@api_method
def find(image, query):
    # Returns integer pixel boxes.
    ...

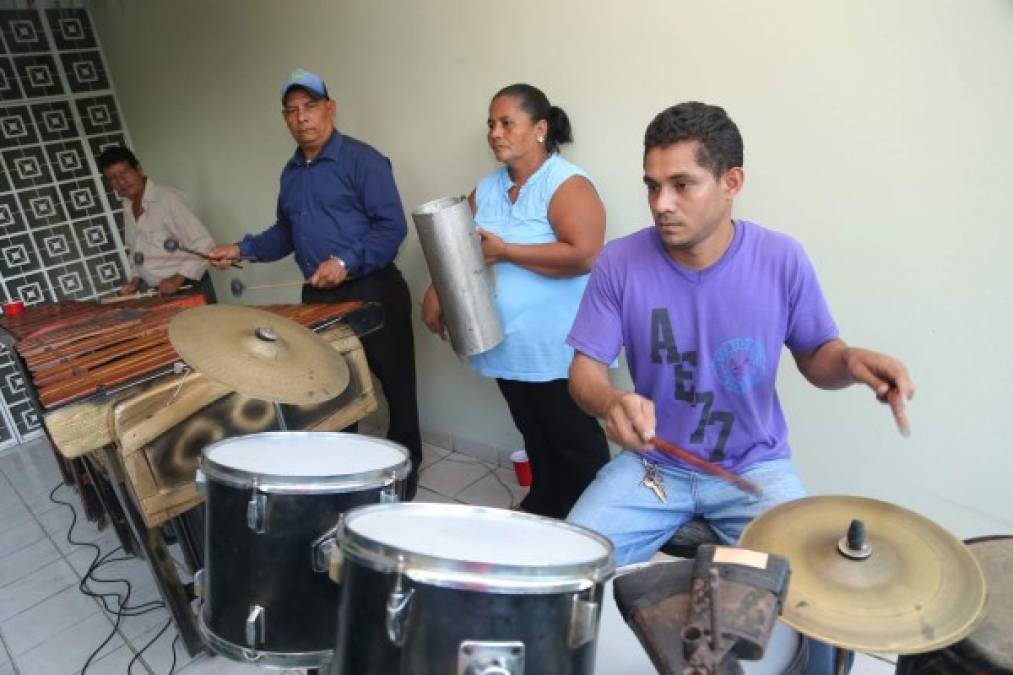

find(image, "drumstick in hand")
[651,435,763,497]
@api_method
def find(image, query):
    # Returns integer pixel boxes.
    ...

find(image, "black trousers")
[303,264,422,499]
[496,378,611,519]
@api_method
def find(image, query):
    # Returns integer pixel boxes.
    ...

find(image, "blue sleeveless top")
[469,153,593,382]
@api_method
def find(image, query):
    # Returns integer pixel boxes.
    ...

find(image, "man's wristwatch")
[329,254,347,270]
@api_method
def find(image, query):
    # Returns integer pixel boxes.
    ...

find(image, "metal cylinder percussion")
[412,196,503,356]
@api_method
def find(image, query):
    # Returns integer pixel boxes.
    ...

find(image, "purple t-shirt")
[567,221,839,471]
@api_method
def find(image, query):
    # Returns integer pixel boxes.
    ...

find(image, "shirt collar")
[124,177,155,208]
[288,128,344,167]
[499,152,556,192]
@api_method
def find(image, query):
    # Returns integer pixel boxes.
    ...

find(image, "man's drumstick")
[651,435,763,496]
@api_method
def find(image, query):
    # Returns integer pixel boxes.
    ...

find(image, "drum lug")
[567,592,600,649]
[194,568,205,600]
[245,604,265,647]
[385,569,415,647]
[246,490,267,533]
[311,525,340,574]
[457,640,525,675]
[195,469,207,498]
[380,478,399,503]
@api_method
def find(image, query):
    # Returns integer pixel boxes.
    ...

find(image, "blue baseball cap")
[280,69,329,102]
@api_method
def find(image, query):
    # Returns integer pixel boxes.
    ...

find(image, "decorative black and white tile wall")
[0,7,130,443]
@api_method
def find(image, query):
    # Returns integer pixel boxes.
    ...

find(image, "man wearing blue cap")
[209,69,422,498]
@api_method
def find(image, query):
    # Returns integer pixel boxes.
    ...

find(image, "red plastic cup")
[510,450,532,487]
[4,301,24,316]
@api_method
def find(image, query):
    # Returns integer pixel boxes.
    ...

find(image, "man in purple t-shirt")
[566,102,914,568]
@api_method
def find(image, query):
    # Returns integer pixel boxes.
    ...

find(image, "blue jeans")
[568,452,843,675]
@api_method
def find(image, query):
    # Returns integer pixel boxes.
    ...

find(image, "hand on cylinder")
[477,227,509,264]
[307,257,348,289]
[207,244,241,269]
[420,284,447,340]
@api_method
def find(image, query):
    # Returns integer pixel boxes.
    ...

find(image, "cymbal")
[739,495,987,655]
[168,305,350,405]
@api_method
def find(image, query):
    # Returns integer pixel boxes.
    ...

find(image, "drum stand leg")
[100,446,207,657]
[82,455,140,557]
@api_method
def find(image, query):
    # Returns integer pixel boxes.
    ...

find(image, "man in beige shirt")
[98,146,216,299]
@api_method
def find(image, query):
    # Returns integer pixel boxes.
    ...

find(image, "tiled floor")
[0,437,895,675]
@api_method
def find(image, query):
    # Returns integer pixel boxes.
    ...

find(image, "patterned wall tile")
[3,145,53,188]
[9,398,40,434]
[60,51,109,93]
[0,231,39,277]
[13,54,63,98]
[0,11,48,54]
[0,193,22,236]
[72,215,117,256]
[0,59,24,102]
[3,269,51,305]
[18,185,66,228]
[31,100,76,143]
[46,9,98,52]
[44,140,90,182]
[75,95,120,135]
[46,260,92,301]
[31,223,81,266]
[0,105,37,147]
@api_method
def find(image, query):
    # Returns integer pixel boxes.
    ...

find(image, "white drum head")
[348,503,609,567]
[203,432,409,488]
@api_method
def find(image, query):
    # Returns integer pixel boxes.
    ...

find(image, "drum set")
[164,305,1009,675]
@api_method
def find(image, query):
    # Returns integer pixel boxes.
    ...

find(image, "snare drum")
[195,432,410,669]
[331,503,614,675]
[896,536,1012,674]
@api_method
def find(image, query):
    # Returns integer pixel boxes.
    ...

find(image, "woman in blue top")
[421,83,611,518]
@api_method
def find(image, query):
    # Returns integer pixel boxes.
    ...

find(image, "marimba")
[0,297,381,655]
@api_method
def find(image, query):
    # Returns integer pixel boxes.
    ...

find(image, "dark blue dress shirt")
[238,129,407,278]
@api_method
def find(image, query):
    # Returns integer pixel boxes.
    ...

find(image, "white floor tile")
[0,584,103,655]
[417,454,490,498]
[0,556,78,622]
[178,652,274,674]
[492,467,529,504]
[455,471,517,509]
[419,442,451,470]
[0,518,45,559]
[132,619,194,675]
[12,611,124,675]
[413,487,457,504]
[0,537,61,589]
[0,500,32,536]
[112,581,170,642]
[89,643,150,675]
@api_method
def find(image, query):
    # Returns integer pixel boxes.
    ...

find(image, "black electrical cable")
[49,482,181,674]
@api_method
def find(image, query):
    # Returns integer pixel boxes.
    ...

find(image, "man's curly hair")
[644,102,743,179]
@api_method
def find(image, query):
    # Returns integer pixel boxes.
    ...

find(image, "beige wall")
[90,0,1013,535]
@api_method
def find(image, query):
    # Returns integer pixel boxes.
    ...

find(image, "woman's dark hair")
[644,102,743,178]
[97,146,140,171]
[493,83,573,154]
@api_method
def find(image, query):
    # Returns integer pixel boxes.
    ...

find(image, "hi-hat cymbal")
[739,495,987,655]
[168,305,350,405]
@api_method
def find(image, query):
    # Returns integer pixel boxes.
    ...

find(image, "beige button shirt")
[122,179,214,286]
